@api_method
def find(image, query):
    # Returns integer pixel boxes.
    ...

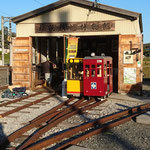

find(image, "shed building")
[12,0,143,93]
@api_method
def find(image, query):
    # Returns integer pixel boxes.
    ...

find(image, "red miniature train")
[67,56,113,98]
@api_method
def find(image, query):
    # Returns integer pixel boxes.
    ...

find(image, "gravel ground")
[0,90,150,150]
[78,121,150,150]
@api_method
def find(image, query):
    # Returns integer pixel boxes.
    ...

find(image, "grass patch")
[0,52,10,65]
[143,57,150,61]
[143,57,150,78]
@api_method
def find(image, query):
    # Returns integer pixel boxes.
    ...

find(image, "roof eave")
[12,0,141,24]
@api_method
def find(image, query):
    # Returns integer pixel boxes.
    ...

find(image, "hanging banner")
[67,37,78,59]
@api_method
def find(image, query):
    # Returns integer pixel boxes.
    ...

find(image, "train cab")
[67,58,83,96]
[83,56,113,97]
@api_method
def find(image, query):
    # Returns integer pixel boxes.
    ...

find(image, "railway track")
[26,102,150,150]
[0,96,107,149]
[0,86,8,91]
[0,91,55,118]
[1,95,149,150]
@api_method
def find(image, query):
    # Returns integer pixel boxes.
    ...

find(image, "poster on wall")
[123,51,133,64]
[67,37,78,59]
[124,68,136,84]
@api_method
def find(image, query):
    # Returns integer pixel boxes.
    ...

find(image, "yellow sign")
[67,37,78,59]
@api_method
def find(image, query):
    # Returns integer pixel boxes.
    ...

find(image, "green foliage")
[0,51,10,65]
[0,27,16,49]
[143,57,150,78]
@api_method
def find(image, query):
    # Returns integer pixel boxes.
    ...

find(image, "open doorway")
[32,36,64,90]
[77,35,119,92]
[31,35,119,92]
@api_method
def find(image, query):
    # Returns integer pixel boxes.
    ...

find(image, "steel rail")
[0,91,45,107]
[54,108,150,150]
[29,97,75,123]
[0,97,79,146]
[0,97,87,148]
[0,94,55,118]
[0,85,8,91]
[17,99,107,150]
[26,103,150,150]
[46,98,94,124]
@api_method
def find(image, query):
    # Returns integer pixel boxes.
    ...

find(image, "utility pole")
[94,0,99,7]
[1,16,5,66]
[9,18,12,66]
[1,16,13,66]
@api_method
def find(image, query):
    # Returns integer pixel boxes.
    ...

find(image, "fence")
[0,66,10,87]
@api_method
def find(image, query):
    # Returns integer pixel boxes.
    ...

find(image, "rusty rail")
[29,97,75,123]
[0,93,55,118]
[17,99,106,150]
[0,97,77,148]
[26,103,150,150]
[0,91,45,107]
[0,86,8,91]
[0,97,107,150]
[0,97,76,146]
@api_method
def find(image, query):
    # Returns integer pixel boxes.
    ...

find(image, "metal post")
[9,19,12,66]
[1,16,5,66]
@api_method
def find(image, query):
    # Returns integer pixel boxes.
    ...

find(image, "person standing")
[42,59,54,87]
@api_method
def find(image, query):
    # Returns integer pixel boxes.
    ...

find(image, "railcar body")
[83,56,113,97]
[67,58,83,96]
[67,56,113,97]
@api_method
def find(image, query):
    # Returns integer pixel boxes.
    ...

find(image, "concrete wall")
[16,4,141,37]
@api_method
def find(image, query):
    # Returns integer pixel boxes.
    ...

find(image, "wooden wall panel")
[12,81,30,88]
[118,34,143,93]
[13,37,30,47]
[12,37,32,89]
[13,54,29,61]
[13,61,30,67]
[13,75,30,80]
[13,68,30,74]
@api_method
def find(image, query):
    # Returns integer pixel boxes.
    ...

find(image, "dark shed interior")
[32,35,119,92]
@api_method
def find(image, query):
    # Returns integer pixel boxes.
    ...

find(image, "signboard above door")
[35,21,115,33]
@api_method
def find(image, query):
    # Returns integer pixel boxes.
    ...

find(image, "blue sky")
[0,0,149,43]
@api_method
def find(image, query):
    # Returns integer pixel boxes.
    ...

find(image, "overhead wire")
[0,10,12,17]
[33,0,44,6]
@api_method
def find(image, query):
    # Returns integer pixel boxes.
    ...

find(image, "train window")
[91,65,95,68]
[85,69,89,77]
[91,69,95,77]
[85,65,89,69]
[97,65,102,77]
[110,68,112,75]
[110,64,112,75]
[107,61,109,67]
[85,65,89,77]
[107,68,110,75]
[67,62,83,80]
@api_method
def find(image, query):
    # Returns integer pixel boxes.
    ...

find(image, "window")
[104,63,107,77]
[91,65,95,77]
[97,64,102,77]
[91,69,95,77]
[85,65,90,77]
[67,62,83,80]
[91,65,95,68]
[85,69,89,77]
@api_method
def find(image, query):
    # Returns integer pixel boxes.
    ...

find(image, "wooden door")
[12,37,32,89]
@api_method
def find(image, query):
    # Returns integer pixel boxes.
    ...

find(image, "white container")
[62,79,67,98]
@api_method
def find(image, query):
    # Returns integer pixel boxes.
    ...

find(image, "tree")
[0,27,16,49]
